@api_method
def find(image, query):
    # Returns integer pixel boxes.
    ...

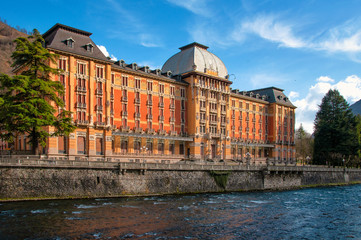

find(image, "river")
[1,184,361,239]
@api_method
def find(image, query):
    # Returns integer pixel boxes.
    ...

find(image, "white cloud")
[289,91,299,99]
[97,45,117,61]
[237,15,306,48]
[166,0,211,17]
[316,76,334,83]
[293,75,361,133]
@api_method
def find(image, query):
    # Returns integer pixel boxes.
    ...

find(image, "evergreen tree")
[313,89,359,166]
[295,124,313,164]
[0,30,75,155]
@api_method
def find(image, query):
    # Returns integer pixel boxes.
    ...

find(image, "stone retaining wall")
[0,161,360,200]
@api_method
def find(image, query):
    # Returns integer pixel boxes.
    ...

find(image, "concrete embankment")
[0,158,360,201]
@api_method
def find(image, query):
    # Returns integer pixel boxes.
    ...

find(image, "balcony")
[246,127,249,132]
[121,126,130,132]
[75,120,89,126]
[122,96,128,102]
[158,129,167,135]
[246,116,249,121]
[110,93,114,100]
[147,114,153,120]
[96,105,103,111]
[147,100,153,106]
[110,110,114,115]
[221,122,226,126]
[159,102,164,108]
[181,118,185,123]
[94,122,106,128]
[232,115,235,119]
[169,130,178,136]
[95,88,103,95]
[76,103,87,109]
[252,118,256,122]
[134,98,141,104]
[133,127,143,133]
[122,111,128,117]
[239,115,243,120]
[210,108,217,113]
[76,86,87,92]
[200,119,206,124]
[210,119,217,125]
[169,104,175,109]
[134,112,141,118]
[158,115,164,121]
[169,117,175,122]
[200,106,206,112]
[146,128,155,134]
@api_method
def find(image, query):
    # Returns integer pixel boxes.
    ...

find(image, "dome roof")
[162,42,228,79]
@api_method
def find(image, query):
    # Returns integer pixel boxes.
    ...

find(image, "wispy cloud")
[166,0,211,17]
[291,75,361,133]
[238,15,306,48]
[103,0,162,48]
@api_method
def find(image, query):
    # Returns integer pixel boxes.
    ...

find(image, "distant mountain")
[0,19,28,75]
[350,99,361,116]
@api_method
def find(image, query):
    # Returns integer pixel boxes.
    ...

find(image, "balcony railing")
[122,96,128,102]
[94,122,106,128]
[76,103,87,109]
[169,130,178,136]
[121,126,130,132]
[147,100,153,106]
[169,104,175,109]
[76,86,87,92]
[95,89,103,95]
[96,105,103,111]
[158,130,167,135]
[110,93,114,100]
[133,127,143,133]
[146,128,155,134]
[75,120,89,126]
[134,98,141,104]
[122,111,128,117]
[169,117,175,122]
[110,110,114,115]
[134,112,141,118]
[147,114,153,119]
[159,102,164,108]
[159,116,164,121]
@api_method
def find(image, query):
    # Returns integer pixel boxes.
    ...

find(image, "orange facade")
[10,24,296,164]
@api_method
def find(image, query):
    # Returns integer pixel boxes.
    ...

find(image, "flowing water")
[1,185,361,239]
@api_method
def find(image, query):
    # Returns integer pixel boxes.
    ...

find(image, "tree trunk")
[31,128,39,155]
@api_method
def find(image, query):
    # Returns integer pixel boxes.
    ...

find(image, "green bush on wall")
[210,171,231,189]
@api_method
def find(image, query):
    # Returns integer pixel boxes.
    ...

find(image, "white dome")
[162,42,228,79]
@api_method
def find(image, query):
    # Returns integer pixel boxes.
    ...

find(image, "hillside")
[350,99,361,116]
[0,20,28,75]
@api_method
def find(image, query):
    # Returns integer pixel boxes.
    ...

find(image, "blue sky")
[2,0,361,133]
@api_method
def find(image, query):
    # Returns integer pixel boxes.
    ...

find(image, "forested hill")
[0,19,28,75]
[350,99,361,116]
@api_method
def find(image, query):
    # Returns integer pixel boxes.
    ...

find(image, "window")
[122,76,128,86]
[96,66,104,78]
[66,38,74,48]
[135,79,141,89]
[96,138,103,155]
[85,43,93,52]
[159,84,165,94]
[179,143,184,155]
[58,58,66,71]
[180,88,185,98]
[147,81,153,91]
[77,136,86,154]
[170,86,175,96]
[77,62,86,75]
[58,136,67,154]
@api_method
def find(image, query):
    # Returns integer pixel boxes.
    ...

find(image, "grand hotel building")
[10,24,296,164]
